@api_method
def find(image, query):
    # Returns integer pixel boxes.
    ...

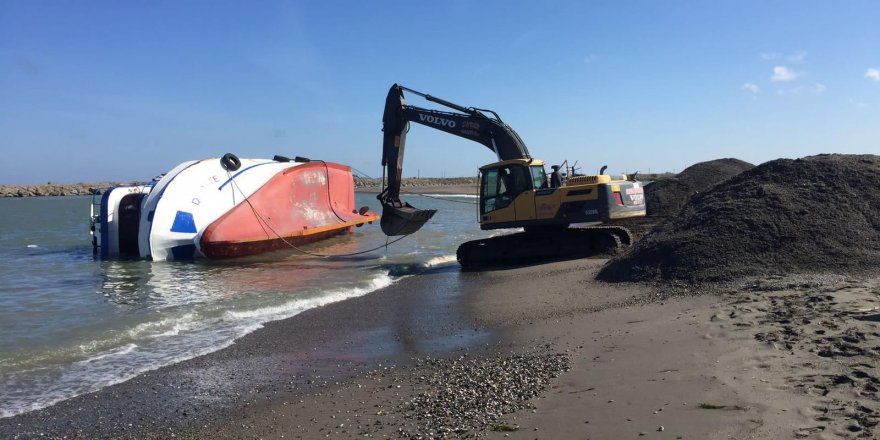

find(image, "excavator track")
[456,225,633,270]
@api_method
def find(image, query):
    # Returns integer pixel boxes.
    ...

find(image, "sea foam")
[0,271,398,419]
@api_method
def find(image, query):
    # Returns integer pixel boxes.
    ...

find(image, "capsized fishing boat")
[90,154,379,260]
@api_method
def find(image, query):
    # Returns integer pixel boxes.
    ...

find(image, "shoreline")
[0,180,480,198]
[3,257,877,438]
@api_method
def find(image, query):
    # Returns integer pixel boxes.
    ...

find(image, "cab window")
[481,166,531,214]
[481,169,503,214]
[530,166,548,189]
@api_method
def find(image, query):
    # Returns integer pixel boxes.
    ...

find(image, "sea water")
[0,192,495,418]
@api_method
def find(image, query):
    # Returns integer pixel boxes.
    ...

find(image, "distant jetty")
[0,182,144,198]
[353,176,478,191]
[0,177,480,198]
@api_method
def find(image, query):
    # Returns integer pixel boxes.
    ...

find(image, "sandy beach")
[4,166,880,439]
[3,249,876,438]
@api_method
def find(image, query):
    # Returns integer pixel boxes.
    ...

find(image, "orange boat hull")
[199,162,378,259]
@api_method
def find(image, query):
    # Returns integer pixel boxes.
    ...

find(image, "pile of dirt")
[645,158,754,216]
[613,158,754,239]
[598,154,880,284]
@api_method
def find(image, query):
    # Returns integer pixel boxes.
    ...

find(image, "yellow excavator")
[378,84,645,269]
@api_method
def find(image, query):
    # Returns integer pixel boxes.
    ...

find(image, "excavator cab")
[479,161,541,215]
[477,160,551,227]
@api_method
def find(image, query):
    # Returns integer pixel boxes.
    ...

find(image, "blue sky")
[2,0,878,184]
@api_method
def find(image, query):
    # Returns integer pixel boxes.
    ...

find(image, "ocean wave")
[0,336,245,419]
[77,343,138,364]
[0,272,398,420]
[126,313,199,338]
[224,273,393,321]
[423,255,457,267]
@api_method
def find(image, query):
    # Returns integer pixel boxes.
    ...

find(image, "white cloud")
[787,51,807,62]
[760,51,807,63]
[777,83,826,96]
[850,98,869,108]
[741,83,760,94]
[771,66,801,82]
[583,54,598,64]
[866,68,880,81]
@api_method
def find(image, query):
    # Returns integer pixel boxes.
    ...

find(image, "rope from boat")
[350,166,374,179]
[317,160,357,224]
[351,164,478,205]
[229,175,412,258]
[417,193,478,204]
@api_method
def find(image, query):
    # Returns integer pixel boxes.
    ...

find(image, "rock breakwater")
[0,182,144,198]
[1,178,480,197]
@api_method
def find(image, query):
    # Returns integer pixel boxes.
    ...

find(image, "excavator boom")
[379,84,532,236]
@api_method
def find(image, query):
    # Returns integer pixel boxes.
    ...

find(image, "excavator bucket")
[380,202,437,236]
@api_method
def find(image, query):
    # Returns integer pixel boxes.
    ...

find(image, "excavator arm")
[379,84,532,236]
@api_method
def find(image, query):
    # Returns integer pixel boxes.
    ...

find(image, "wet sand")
[3,181,879,438]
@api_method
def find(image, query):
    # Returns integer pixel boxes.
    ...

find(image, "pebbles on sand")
[396,349,570,438]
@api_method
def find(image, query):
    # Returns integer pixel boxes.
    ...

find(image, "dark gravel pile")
[397,349,570,438]
[598,154,880,284]
[646,158,754,216]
